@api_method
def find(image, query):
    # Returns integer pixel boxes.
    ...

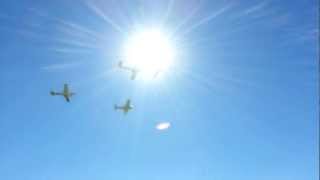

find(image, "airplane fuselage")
[114,104,132,114]
[50,84,74,102]
[118,61,139,80]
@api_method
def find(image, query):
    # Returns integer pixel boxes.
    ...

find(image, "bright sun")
[123,28,176,81]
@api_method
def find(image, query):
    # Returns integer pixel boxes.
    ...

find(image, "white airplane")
[50,84,75,102]
[114,99,133,114]
[118,61,139,80]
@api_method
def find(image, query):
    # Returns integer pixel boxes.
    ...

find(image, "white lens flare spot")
[156,122,171,131]
[124,28,175,81]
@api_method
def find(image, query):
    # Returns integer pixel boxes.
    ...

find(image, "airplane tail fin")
[50,91,56,96]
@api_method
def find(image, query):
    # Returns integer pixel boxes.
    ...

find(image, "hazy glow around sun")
[124,28,175,80]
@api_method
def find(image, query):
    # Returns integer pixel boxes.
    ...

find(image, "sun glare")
[123,28,176,81]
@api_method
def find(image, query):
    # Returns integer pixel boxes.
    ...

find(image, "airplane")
[118,61,161,80]
[114,99,133,114]
[118,61,139,80]
[50,84,75,102]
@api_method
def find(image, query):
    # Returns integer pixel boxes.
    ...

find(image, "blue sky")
[0,0,318,180]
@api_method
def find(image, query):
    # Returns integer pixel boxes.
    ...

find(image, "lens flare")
[124,28,175,81]
[156,122,171,130]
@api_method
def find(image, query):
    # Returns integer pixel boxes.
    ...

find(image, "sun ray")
[161,0,176,26]
[177,4,234,38]
[26,7,103,42]
[56,19,103,41]
[170,2,202,37]
[53,37,99,49]
[48,47,95,54]
[85,0,127,34]
[181,65,261,96]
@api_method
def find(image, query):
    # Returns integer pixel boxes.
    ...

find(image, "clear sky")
[0,0,318,180]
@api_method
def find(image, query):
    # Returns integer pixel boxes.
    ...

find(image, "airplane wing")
[119,62,137,72]
[64,84,69,94]
[119,62,131,71]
